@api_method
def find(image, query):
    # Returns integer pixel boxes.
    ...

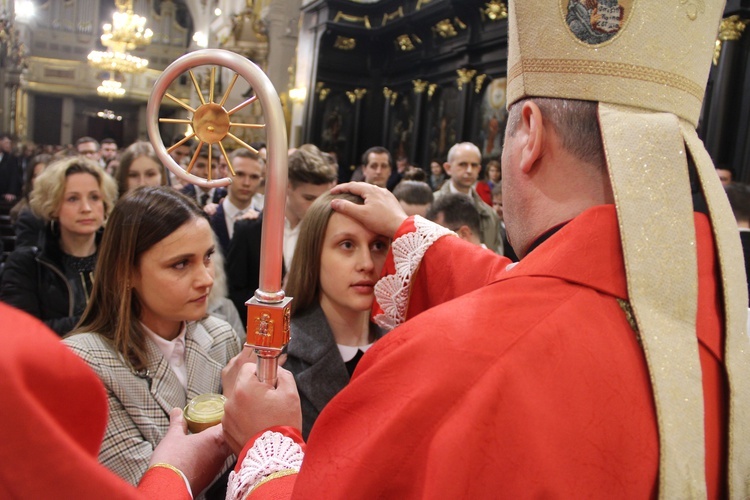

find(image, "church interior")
[0,0,748,178]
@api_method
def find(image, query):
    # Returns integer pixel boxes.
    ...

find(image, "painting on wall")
[389,91,415,161]
[319,92,354,166]
[427,85,460,162]
[475,77,508,161]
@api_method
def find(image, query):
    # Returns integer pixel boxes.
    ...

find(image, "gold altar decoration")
[482,1,508,22]
[334,36,357,51]
[456,68,477,91]
[713,15,747,65]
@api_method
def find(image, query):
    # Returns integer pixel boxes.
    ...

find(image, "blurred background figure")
[0,133,22,203]
[361,146,392,189]
[10,153,51,247]
[100,138,119,164]
[115,141,168,198]
[428,159,447,192]
[76,136,103,167]
[393,180,433,217]
[0,157,117,335]
[716,165,734,187]
[427,193,484,247]
[167,135,192,190]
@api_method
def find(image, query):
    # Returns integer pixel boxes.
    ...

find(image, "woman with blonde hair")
[115,140,167,198]
[62,186,239,488]
[0,157,117,335]
[284,191,390,439]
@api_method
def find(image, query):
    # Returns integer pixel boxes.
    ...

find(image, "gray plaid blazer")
[63,315,241,485]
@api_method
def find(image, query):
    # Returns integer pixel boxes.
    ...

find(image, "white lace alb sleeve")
[373,216,453,331]
[226,431,305,500]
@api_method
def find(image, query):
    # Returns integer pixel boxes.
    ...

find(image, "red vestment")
[0,302,190,499]
[243,206,725,499]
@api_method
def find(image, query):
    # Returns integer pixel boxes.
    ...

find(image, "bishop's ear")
[519,101,545,174]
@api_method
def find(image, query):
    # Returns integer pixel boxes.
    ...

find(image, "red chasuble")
[0,302,190,499]
[247,205,726,499]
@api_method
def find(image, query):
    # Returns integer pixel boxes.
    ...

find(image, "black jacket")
[227,215,265,327]
[179,184,227,207]
[226,214,288,327]
[0,225,100,336]
[285,304,386,439]
[209,202,231,256]
[14,206,44,248]
[0,153,22,199]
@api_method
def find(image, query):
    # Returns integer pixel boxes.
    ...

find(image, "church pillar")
[411,80,428,165]
[704,15,746,167]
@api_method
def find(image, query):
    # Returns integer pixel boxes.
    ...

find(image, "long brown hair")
[285,192,364,316]
[70,186,207,370]
[115,141,167,198]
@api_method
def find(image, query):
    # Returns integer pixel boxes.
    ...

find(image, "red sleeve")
[137,468,191,500]
[373,217,512,322]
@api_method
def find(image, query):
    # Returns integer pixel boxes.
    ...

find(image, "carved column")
[411,79,428,164]
[382,87,396,145]
[347,88,367,166]
[456,68,476,141]
[704,15,747,165]
[300,3,329,145]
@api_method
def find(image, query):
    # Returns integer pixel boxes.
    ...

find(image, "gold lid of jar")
[183,393,226,433]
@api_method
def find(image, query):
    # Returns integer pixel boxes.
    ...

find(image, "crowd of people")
[1,0,749,497]
[0,130,520,495]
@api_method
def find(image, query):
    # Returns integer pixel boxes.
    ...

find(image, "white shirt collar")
[283,217,301,273]
[337,342,374,362]
[142,322,188,390]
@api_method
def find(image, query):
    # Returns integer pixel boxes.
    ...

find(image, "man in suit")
[0,133,22,202]
[180,144,226,207]
[209,149,263,254]
[361,146,392,189]
[227,145,337,325]
[76,136,104,168]
[100,138,118,164]
[433,142,502,253]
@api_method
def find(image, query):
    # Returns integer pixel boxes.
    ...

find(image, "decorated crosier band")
[507,0,750,497]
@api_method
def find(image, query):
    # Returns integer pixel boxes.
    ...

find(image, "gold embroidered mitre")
[507,0,720,126]
[506,1,750,498]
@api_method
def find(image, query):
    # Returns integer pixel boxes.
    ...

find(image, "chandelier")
[88,0,153,98]
[101,0,153,52]
[97,78,126,99]
[88,49,148,74]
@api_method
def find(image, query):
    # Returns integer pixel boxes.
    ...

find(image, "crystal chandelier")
[88,49,148,74]
[88,0,153,98]
[97,77,126,99]
[101,0,153,52]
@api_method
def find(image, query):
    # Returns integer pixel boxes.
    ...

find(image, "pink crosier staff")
[146,49,291,386]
